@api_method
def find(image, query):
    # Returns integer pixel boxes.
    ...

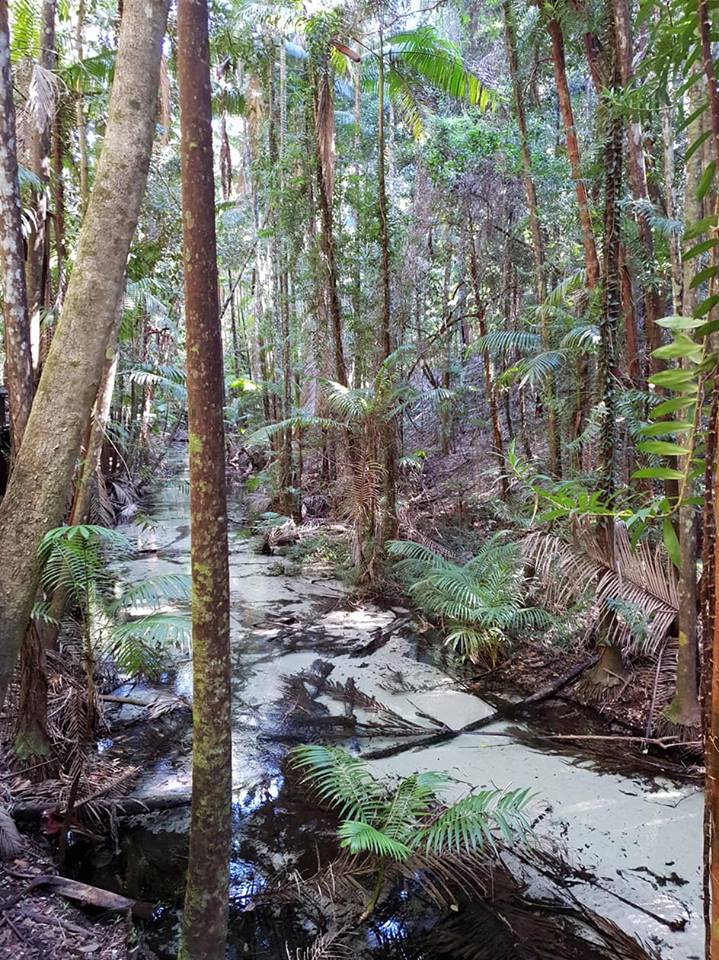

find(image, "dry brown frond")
[522,521,679,658]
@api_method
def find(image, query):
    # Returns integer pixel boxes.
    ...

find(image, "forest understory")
[1,0,718,956]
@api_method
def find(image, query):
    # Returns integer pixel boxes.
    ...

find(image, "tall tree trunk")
[544,13,600,289]
[697,0,719,950]
[614,0,663,374]
[0,0,34,457]
[597,17,622,505]
[75,0,90,214]
[468,227,508,499]
[664,82,701,732]
[0,0,169,707]
[313,65,347,387]
[176,0,231,956]
[377,22,397,543]
[26,0,56,376]
[504,0,560,477]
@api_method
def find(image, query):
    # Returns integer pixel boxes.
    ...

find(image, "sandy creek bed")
[92,448,702,959]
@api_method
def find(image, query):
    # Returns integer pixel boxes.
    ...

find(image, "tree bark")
[176,0,232,956]
[0,0,169,707]
[597,11,622,503]
[25,0,56,376]
[545,14,600,289]
[504,0,560,477]
[0,0,34,457]
[614,0,663,373]
[377,23,398,543]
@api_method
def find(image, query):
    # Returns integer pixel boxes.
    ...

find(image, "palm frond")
[418,788,531,856]
[290,745,384,822]
[471,329,540,356]
[337,820,410,861]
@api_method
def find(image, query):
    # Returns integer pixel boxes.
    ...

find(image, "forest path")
[105,444,702,959]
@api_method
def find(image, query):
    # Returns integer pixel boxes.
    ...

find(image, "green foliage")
[387,534,549,663]
[38,526,190,678]
[291,744,530,913]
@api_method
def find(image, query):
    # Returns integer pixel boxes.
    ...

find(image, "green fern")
[37,525,190,681]
[388,534,549,663]
[291,745,530,916]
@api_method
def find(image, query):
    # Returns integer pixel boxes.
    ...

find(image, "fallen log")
[11,790,192,823]
[361,653,602,762]
[0,875,153,918]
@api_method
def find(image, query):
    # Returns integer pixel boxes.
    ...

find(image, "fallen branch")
[0,875,152,918]
[11,790,191,822]
[517,654,600,706]
[362,654,601,762]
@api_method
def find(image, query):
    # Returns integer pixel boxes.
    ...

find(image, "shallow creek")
[95,448,702,959]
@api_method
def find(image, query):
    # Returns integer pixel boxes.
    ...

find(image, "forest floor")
[0,836,136,959]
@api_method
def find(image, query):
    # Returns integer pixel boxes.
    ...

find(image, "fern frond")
[290,745,384,822]
[337,820,410,861]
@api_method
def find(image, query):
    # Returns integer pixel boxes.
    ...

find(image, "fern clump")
[387,533,549,663]
[291,744,531,918]
[37,524,191,679]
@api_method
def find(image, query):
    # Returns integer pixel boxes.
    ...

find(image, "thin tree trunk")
[26,0,56,377]
[504,0,560,477]
[545,13,600,289]
[469,229,508,499]
[0,0,34,457]
[75,0,90,214]
[176,0,231,956]
[697,0,719,948]
[0,0,169,707]
[377,22,397,543]
[598,0,622,516]
[614,0,663,373]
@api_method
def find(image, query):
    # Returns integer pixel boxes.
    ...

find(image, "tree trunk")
[544,14,600,289]
[26,0,56,377]
[504,0,560,477]
[614,0,663,373]
[468,225,508,499]
[696,0,719,950]
[0,0,169,708]
[75,0,90,215]
[377,23,398,543]
[597,12,622,503]
[176,0,232,956]
[0,0,34,457]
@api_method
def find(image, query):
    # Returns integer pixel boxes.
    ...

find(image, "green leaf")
[639,420,694,436]
[690,265,717,289]
[697,160,716,201]
[637,440,692,457]
[662,517,681,568]
[656,315,706,330]
[651,338,702,362]
[684,214,718,241]
[647,368,698,389]
[337,820,411,861]
[632,467,685,481]
[651,396,696,416]
[683,237,719,260]
[693,294,719,318]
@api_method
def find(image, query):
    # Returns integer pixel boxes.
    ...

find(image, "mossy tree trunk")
[176,0,232,956]
[0,0,169,708]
